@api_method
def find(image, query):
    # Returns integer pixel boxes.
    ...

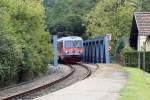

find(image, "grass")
[120,67,150,100]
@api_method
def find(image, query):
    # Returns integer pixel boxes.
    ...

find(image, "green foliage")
[0,35,19,81]
[49,15,86,37]
[84,0,136,50]
[124,52,150,72]
[0,0,52,84]
[84,0,150,51]
[128,0,150,11]
[115,36,134,54]
[44,0,96,37]
[116,37,126,54]
[142,0,150,11]
[124,52,138,67]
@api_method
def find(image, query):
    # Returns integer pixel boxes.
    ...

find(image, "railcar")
[57,36,83,63]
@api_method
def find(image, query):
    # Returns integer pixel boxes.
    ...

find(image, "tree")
[0,0,52,85]
[84,0,136,53]
[142,0,150,11]
[44,0,96,37]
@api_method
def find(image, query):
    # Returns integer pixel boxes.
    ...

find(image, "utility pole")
[138,35,141,69]
[143,38,147,71]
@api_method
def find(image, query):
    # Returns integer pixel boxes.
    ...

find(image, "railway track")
[77,63,91,79]
[1,63,92,100]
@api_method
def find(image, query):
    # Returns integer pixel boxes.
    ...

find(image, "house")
[130,12,150,51]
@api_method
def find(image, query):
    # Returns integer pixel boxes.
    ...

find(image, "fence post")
[143,40,147,71]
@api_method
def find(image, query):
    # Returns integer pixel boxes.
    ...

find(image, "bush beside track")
[0,0,52,87]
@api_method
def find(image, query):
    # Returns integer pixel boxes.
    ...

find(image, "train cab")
[57,36,83,63]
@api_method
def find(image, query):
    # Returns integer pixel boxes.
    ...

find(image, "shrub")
[0,0,52,85]
[0,35,19,82]
[124,52,150,73]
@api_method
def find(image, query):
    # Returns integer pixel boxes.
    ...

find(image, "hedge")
[124,52,150,72]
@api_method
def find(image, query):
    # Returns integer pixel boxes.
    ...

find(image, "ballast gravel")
[0,64,72,100]
[21,63,98,100]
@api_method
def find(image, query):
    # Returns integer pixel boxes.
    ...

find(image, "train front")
[63,38,83,63]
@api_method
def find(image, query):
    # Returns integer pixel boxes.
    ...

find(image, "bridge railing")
[83,36,110,64]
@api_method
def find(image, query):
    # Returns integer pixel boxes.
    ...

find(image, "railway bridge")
[52,35,110,67]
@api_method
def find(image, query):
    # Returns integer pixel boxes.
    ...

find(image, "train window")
[64,41,82,48]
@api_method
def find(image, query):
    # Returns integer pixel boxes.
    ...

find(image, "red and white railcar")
[57,36,83,63]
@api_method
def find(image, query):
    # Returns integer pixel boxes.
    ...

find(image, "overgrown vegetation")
[120,67,150,100]
[124,52,150,72]
[44,0,150,52]
[84,0,136,53]
[44,0,97,38]
[84,0,150,53]
[0,0,52,86]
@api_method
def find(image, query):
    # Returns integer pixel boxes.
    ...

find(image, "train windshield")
[64,41,82,48]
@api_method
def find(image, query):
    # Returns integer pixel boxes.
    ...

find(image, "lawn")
[120,67,150,100]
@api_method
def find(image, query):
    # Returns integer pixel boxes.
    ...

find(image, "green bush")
[124,52,150,72]
[0,0,52,85]
[0,35,19,82]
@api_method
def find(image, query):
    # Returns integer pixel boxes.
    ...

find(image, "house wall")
[138,36,150,51]
[146,37,150,51]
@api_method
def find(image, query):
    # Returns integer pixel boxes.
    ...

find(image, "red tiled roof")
[134,12,150,35]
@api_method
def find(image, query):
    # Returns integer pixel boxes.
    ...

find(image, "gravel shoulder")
[0,64,71,99]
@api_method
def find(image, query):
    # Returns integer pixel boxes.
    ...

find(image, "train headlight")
[79,50,83,54]
[65,51,69,54]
